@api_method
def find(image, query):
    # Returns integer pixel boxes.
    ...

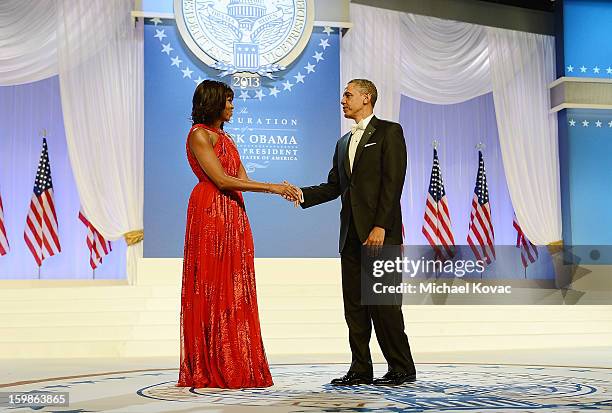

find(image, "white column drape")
[487,28,561,244]
[341,3,561,244]
[0,0,58,86]
[56,0,144,284]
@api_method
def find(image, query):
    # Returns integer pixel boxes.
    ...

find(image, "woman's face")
[221,95,234,122]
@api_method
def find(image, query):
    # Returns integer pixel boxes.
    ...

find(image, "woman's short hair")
[191,80,234,125]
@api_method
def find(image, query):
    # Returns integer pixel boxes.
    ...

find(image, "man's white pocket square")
[364,142,377,147]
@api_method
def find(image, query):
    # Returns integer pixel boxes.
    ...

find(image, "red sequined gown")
[178,124,273,389]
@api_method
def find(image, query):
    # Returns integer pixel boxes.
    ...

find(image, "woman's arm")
[189,128,298,198]
[237,163,249,181]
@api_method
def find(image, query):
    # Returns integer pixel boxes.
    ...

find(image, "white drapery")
[0,0,144,283]
[0,0,58,86]
[341,3,561,245]
[488,28,561,248]
[56,0,144,284]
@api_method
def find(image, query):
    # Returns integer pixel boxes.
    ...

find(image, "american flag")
[422,148,455,258]
[0,191,9,256]
[78,210,112,270]
[513,214,538,268]
[24,138,61,266]
[467,151,495,264]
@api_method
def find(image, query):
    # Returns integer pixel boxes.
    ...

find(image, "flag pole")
[432,139,440,281]
[93,268,96,280]
[476,142,485,280]
[26,127,59,277]
[38,127,46,281]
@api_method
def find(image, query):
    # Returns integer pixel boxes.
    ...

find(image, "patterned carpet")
[2,363,612,412]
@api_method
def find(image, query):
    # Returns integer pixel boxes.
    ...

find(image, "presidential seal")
[174,0,315,79]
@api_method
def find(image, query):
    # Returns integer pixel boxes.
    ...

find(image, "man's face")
[341,83,369,120]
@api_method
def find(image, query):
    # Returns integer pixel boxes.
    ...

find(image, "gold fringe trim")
[546,240,563,254]
[123,230,144,246]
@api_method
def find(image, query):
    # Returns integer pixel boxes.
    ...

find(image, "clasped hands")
[268,181,302,207]
[268,181,385,248]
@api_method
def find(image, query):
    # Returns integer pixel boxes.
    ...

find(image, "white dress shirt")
[298,113,374,204]
[348,113,374,171]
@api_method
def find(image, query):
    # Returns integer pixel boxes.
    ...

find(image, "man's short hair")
[348,79,378,107]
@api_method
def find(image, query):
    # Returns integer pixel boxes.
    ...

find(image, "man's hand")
[270,182,301,200]
[363,226,385,246]
[282,181,303,207]
[294,187,303,207]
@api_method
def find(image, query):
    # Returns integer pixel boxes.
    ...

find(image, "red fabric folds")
[178,124,273,389]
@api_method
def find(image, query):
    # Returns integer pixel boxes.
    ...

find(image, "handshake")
[268,181,302,207]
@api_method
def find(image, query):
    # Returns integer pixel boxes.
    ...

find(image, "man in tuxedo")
[297,79,416,386]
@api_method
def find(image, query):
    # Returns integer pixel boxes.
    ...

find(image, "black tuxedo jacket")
[301,116,407,253]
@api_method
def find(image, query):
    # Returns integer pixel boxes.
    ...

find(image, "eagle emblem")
[175,0,314,77]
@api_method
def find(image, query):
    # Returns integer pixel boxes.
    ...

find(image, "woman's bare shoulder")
[189,127,216,147]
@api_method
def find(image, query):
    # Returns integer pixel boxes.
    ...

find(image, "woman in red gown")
[178,80,299,389]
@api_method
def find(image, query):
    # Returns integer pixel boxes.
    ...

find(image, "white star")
[269,86,280,97]
[313,51,324,62]
[594,66,600,74]
[595,120,602,127]
[239,90,250,101]
[171,56,182,67]
[304,63,315,73]
[569,119,576,126]
[319,39,330,50]
[282,80,294,91]
[323,26,334,35]
[161,43,173,55]
[151,17,162,26]
[580,66,587,73]
[294,72,305,83]
[607,67,612,74]
[609,121,612,128]
[181,67,193,78]
[582,120,589,127]
[566,65,574,73]
[254,89,265,101]
[193,76,204,85]
[154,29,167,41]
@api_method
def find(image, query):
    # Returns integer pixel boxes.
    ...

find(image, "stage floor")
[1,348,611,412]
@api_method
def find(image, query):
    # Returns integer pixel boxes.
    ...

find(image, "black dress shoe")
[330,371,373,386]
[373,371,417,386]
